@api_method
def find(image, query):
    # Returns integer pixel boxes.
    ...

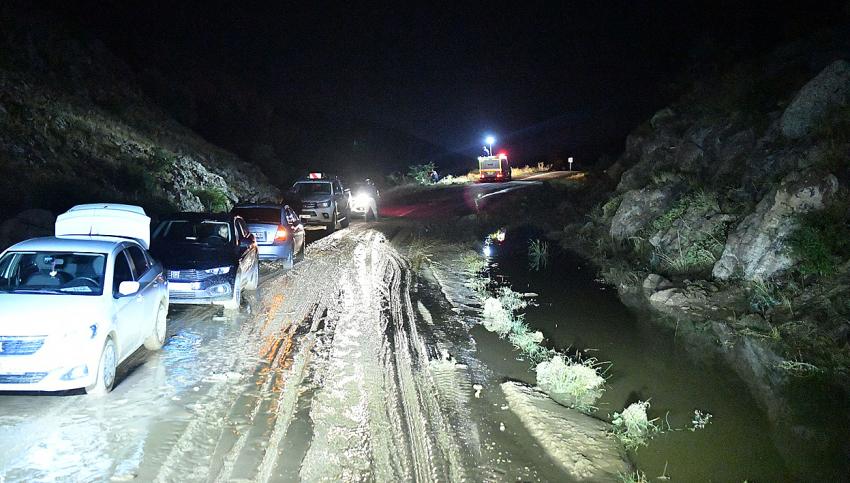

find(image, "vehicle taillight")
[496,172,503,178]
[275,225,288,241]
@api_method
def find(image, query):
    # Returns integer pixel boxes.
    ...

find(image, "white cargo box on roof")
[55,203,151,249]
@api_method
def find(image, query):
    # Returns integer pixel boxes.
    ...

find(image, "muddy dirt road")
[0,223,561,482]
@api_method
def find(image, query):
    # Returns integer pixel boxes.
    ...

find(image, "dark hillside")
[0,5,279,229]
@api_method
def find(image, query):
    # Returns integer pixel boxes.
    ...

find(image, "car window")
[0,251,107,296]
[293,182,331,195]
[113,250,135,293]
[154,220,232,244]
[333,180,342,193]
[126,245,149,276]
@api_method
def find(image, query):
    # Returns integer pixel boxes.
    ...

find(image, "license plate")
[169,282,194,291]
[255,232,266,241]
[300,214,312,219]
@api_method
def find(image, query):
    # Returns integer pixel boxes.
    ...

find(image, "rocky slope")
[0,8,279,248]
[558,34,850,470]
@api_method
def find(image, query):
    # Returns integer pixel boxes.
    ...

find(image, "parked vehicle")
[478,153,512,182]
[0,204,168,394]
[150,212,258,313]
[290,173,351,232]
[350,179,380,221]
[232,204,306,268]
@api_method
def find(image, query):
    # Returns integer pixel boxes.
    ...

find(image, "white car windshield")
[154,220,232,244]
[293,182,332,195]
[0,251,107,295]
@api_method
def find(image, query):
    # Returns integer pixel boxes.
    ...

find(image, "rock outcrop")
[501,381,630,481]
[780,60,850,139]
[609,183,683,241]
[713,171,839,281]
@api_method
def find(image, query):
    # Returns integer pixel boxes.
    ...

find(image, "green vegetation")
[149,146,175,175]
[611,400,660,450]
[690,409,713,431]
[618,470,649,483]
[646,190,730,275]
[601,195,623,221]
[535,354,606,412]
[656,229,726,275]
[788,201,850,279]
[528,239,550,271]
[507,325,548,362]
[460,251,487,273]
[193,187,230,212]
[407,162,436,185]
[482,297,514,336]
[748,277,793,315]
[650,189,719,233]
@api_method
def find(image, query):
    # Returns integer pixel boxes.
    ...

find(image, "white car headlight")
[317,201,331,208]
[203,266,231,275]
[354,193,372,205]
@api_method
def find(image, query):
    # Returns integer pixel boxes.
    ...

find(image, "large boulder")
[0,209,55,251]
[780,60,850,139]
[609,183,682,241]
[713,171,839,280]
[501,382,630,481]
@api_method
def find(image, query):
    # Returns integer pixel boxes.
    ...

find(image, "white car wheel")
[144,303,168,350]
[86,338,117,395]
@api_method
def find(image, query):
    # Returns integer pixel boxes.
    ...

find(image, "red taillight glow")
[275,225,288,241]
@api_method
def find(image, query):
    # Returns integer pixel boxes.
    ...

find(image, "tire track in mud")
[296,229,475,482]
[2,227,479,483]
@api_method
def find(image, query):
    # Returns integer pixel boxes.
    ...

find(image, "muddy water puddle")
[459,227,802,481]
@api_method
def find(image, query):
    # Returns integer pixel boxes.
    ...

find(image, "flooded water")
[470,226,848,481]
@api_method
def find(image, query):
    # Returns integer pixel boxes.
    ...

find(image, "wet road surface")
[0,224,559,482]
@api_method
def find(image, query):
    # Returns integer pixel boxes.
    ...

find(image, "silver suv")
[291,178,351,232]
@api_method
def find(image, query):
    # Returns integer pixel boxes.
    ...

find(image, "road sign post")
[568,157,574,171]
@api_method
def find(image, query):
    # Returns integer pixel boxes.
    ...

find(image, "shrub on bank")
[535,354,605,412]
[788,200,850,279]
[193,187,230,212]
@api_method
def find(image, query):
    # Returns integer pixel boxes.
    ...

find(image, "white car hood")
[0,294,106,336]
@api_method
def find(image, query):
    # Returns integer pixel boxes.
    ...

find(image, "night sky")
[50,1,848,168]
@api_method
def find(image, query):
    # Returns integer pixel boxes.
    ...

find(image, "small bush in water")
[496,286,528,313]
[535,354,605,412]
[690,409,713,431]
[618,470,648,483]
[508,324,548,362]
[612,400,659,450]
[482,298,513,336]
[528,239,550,271]
[461,251,487,274]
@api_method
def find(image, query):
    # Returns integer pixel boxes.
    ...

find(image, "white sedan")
[0,205,168,394]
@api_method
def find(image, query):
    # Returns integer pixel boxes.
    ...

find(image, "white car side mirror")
[118,281,140,296]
